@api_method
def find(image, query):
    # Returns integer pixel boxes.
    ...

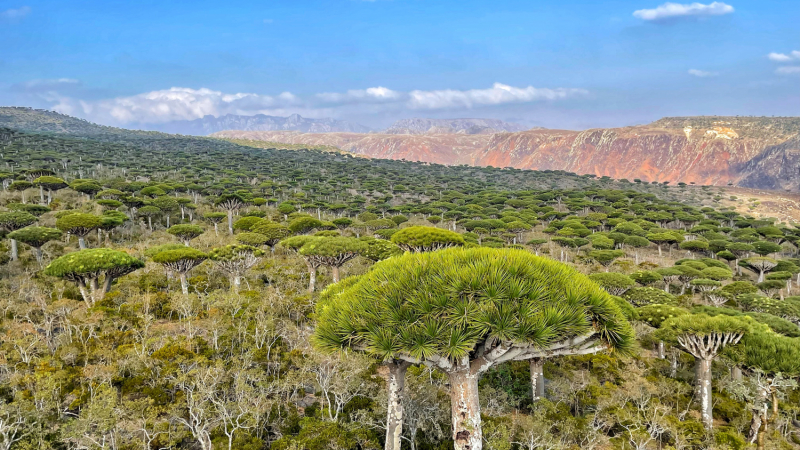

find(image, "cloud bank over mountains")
[46,83,588,126]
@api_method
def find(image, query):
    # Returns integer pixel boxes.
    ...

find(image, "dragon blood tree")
[389,225,465,252]
[313,248,634,450]
[726,330,800,450]
[167,224,204,246]
[152,247,208,295]
[43,248,144,306]
[7,226,61,265]
[656,314,751,430]
[209,244,264,294]
[0,211,37,261]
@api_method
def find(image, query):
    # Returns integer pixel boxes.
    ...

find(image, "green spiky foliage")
[55,213,101,248]
[610,295,638,320]
[167,224,204,245]
[208,244,264,293]
[656,314,752,430]
[588,272,635,296]
[0,210,39,261]
[690,278,721,292]
[288,216,324,234]
[740,257,778,283]
[700,266,733,281]
[33,175,67,202]
[295,236,368,283]
[738,294,800,324]
[364,218,396,231]
[630,270,662,286]
[251,222,291,251]
[623,287,678,306]
[695,307,800,338]
[723,329,800,445]
[587,249,625,268]
[359,237,402,262]
[152,247,208,295]
[636,304,690,327]
[720,281,758,297]
[314,248,634,450]
[315,248,635,358]
[757,280,785,298]
[7,226,61,264]
[7,203,50,216]
[751,241,782,256]
[43,248,144,306]
[144,243,186,258]
[0,211,37,232]
[233,216,264,232]
[728,331,800,375]
[389,226,465,252]
[236,232,269,247]
[679,240,709,253]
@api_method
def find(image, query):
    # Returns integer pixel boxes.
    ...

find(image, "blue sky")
[0,0,797,129]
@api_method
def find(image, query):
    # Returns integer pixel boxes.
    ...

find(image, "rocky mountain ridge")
[213,116,800,190]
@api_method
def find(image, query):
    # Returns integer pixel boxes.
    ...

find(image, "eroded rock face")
[213,117,800,189]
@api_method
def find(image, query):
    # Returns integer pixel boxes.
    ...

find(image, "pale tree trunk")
[34,247,43,266]
[670,351,678,378]
[231,275,241,294]
[39,185,44,204]
[180,273,189,296]
[449,369,483,450]
[657,341,665,359]
[385,361,411,450]
[9,238,18,261]
[530,358,544,401]
[695,358,713,430]
[148,216,153,231]
[213,223,219,236]
[227,210,234,235]
[78,236,87,250]
[307,262,317,293]
[332,265,340,283]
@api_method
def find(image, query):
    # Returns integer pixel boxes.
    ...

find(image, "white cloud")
[316,86,403,104]
[688,69,718,77]
[45,83,587,125]
[407,83,588,110]
[54,87,300,124]
[768,51,800,62]
[633,2,734,21]
[1,6,30,19]
[776,66,800,75]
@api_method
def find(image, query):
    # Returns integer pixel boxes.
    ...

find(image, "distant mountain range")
[384,118,529,135]
[143,113,373,135]
[213,116,800,189]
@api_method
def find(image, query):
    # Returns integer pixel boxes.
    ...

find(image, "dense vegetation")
[2,108,800,450]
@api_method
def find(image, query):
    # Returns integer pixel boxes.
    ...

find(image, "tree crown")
[313,247,634,362]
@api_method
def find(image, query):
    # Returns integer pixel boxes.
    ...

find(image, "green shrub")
[623,287,678,306]
[588,272,635,296]
[636,304,689,327]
